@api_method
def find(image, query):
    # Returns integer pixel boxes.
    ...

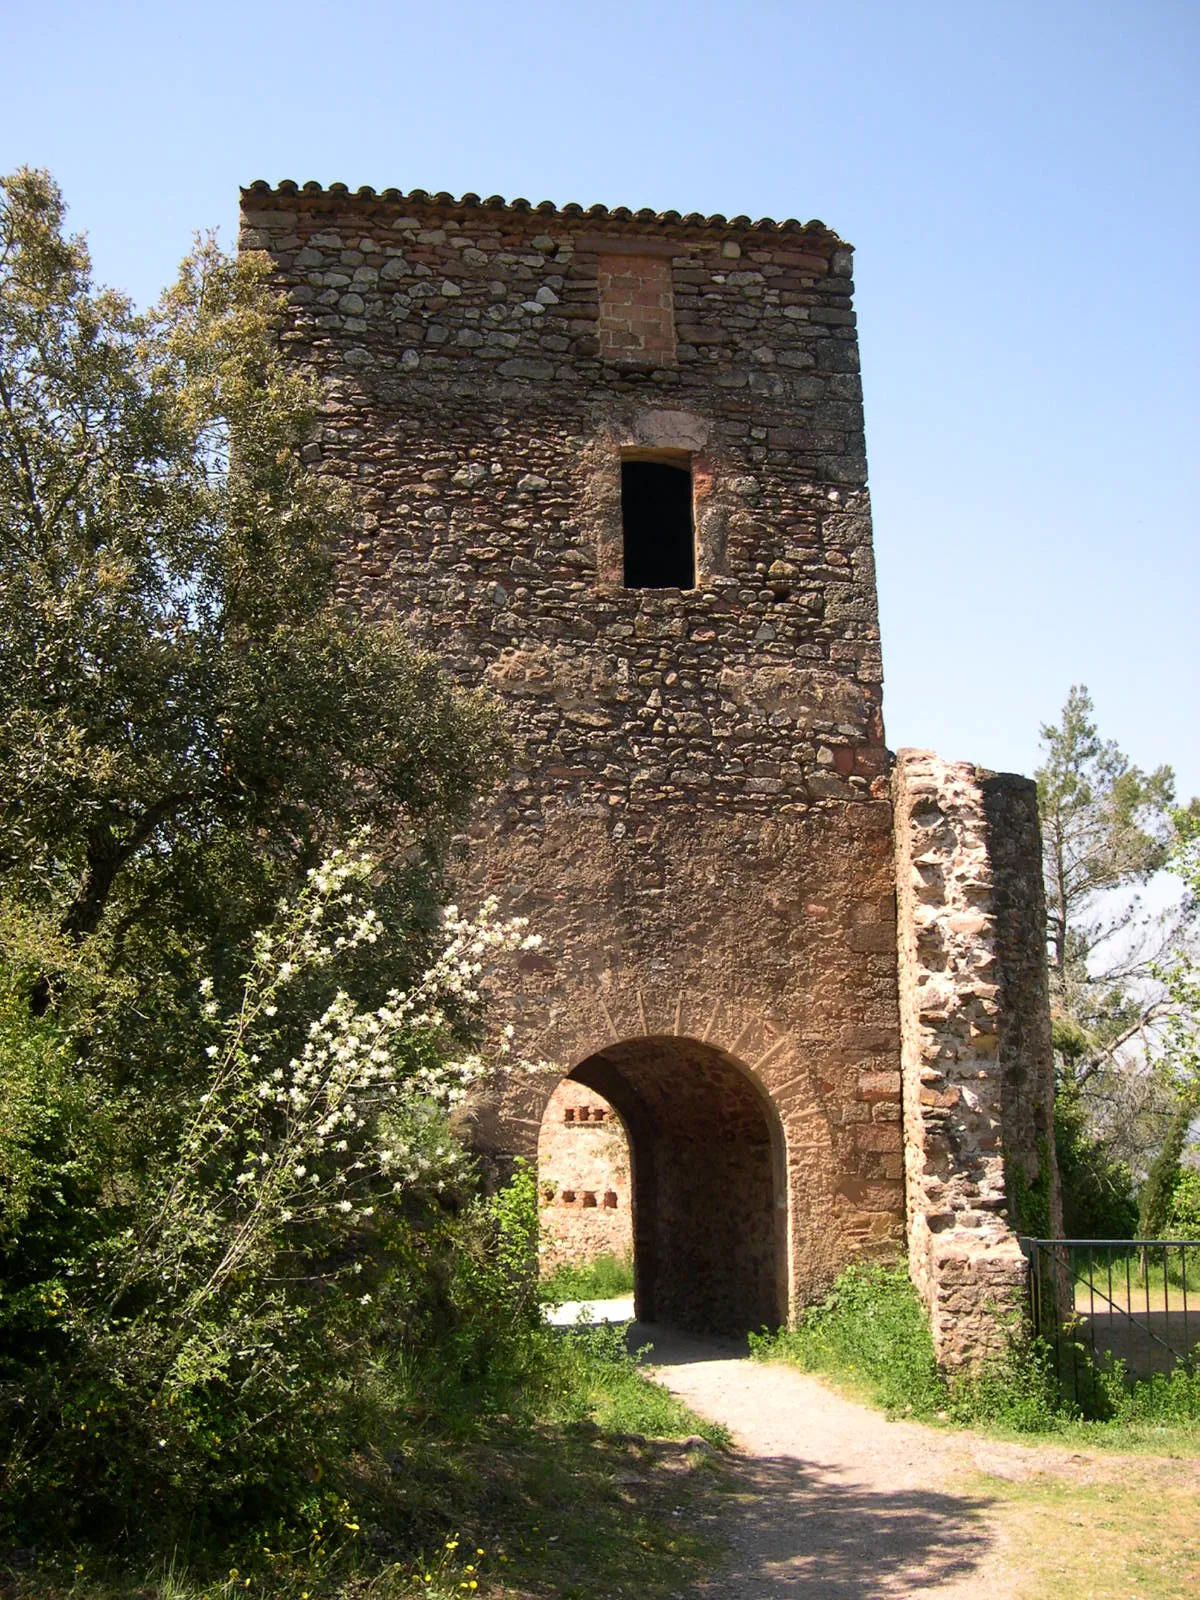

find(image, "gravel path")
[634,1322,1019,1599]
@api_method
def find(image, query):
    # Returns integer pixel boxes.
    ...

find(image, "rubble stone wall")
[893,751,1060,1370]
[240,183,905,1332]
[239,184,1056,1354]
[537,1080,633,1268]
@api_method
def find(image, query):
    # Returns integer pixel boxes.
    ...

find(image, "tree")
[1036,687,1198,1178]
[1137,1095,1192,1240]
[0,168,504,1012]
[0,172,535,1556]
[1159,809,1200,1101]
[1038,687,1178,1077]
[1053,1075,1139,1239]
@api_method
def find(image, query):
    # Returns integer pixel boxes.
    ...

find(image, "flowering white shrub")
[2,837,557,1551]
[117,841,548,1332]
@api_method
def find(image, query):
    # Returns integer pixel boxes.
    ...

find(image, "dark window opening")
[622,458,695,588]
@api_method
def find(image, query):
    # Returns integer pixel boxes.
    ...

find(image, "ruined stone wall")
[537,1080,632,1268]
[241,183,906,1324]
[893,751,1060,1370]
[981,776,1062,1239]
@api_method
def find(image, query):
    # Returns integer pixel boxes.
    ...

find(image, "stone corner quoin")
[238,180,1059,1363]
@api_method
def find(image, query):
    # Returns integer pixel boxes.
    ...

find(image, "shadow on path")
[628,1320,1008,1599]
[625,1319,750,1364]
[693,1454,994,1598]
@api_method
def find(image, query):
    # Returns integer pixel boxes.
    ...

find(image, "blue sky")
[4,0,1197,798]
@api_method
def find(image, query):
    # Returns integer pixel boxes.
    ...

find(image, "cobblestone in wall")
[893,750,1061,1371]
[240,183,904,1334]
[537,1080,632,1267]
[240,185,1057,1353]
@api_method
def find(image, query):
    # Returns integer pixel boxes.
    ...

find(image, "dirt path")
[635,1322,1020,1599]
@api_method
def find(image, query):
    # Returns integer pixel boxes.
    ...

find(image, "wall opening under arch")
[568,1035,785,1336]
[537,1079,633,1274]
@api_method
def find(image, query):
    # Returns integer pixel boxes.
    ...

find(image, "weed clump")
[749,1264,945,1418]
[546,1321,731,1448]
[750,1262,1200,1440]
[539,1250,635,1304]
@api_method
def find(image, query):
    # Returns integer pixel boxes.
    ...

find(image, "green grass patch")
[543,1322,731,1449]
[971,1463,1200,1598]
[748,1263,947,1419]
[1067,1246,1200,1299]
[538,1251,634,1304]
[750,1262,1200,1449]
[3,1415,728,1599]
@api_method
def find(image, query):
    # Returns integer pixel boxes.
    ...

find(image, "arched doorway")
[551,1035,787,1336]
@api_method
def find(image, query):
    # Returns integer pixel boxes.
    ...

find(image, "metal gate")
[1022,1237,1200,1393]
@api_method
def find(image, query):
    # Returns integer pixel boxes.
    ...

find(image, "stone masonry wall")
[240,182,905,1324]
[893,750,1060,1371]
[981,775,1062,1239]
[537,1080,633,1268]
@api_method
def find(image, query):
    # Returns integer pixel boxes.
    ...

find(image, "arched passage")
[566,1035,787,1336]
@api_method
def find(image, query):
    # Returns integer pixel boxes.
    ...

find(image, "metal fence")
[1022,1237,1200,1395]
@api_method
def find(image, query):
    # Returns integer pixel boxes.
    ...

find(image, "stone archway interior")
[571,1035,782,1336]
[537,1080,633,1272]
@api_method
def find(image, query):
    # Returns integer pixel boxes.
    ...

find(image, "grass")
[4,1422,728,1599]
[543,1321,731,1449]
[750,1263,1200,1449]
[1065,1245,1200,1302]
[973,1462,1200,1598]
[753,1263,1200,1594]
[748,1263,949,1420]
[538,1252,635,1304]
[1,1323,728,1600]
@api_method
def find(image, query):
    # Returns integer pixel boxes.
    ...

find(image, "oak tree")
[0,169,503,1003]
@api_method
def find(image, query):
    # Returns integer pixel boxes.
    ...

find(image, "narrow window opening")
[621,457,695,589]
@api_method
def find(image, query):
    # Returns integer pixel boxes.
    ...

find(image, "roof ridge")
[239,181,846,246]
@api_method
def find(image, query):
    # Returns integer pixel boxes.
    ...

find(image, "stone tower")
[240,182,1059,1358]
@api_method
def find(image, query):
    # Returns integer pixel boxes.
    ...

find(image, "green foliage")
[947,1332,1066,1432]
[0,166,543,1585]
[1007,1134,1054,1238]
[1096,1361,1200,1424]
[1037,685,1177,998]
[0,167,504,994]
[1165,1169,1200,1236]
[539,1250,635,1304]
[0,860,539,1551]
[749,1264,947,1419]
[751,1262,1200,1439]
[400,1162,550,1417]
[1138,1097,1193,1238]
[1036,687,1191,1193]
[1159,809,1200,1109]
[544,1322,730,1448]
[1055,1075,1139,1238]
[1038,1322,1200,1427]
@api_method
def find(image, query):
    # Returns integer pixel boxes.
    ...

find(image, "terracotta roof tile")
[240,180,845,247]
